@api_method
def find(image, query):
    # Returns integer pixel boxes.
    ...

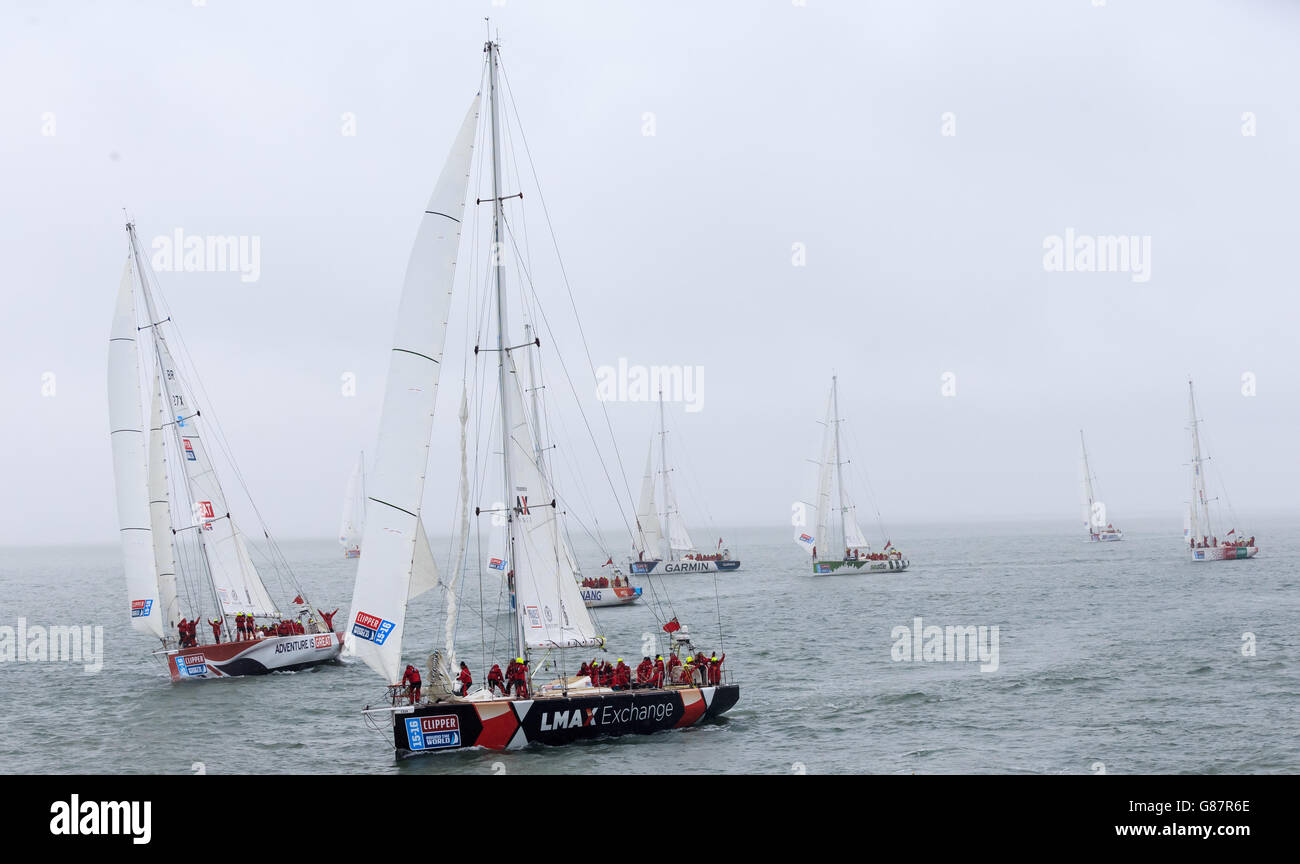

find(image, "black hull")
[387,684,739,757]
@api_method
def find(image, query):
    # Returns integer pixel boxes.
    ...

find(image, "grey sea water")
[2,518,1297,775]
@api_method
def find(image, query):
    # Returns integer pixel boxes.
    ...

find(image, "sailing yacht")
[794,376,909,574]
[345,38,737,756]
[108,222,343,680]
[1080,431,1122,541]
[339,452,365,558]
[628,393,740,575]
[1185,380,1258,562]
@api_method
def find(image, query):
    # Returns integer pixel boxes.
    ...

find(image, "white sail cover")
[339,452,364,550]
[503,362,601,650]
[795,391,836,557]
[148,369,181,631]
[633,445,664,559]
[344,95,480,684]
[154,336,278,618]
[108,257,163,638]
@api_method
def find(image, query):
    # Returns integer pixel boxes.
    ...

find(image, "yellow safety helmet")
[516,657,523,664]
[617,658,623,663]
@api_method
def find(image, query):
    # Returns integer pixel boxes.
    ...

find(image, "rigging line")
[497,57,642,540]
[496,211,637,544]
[142,280,305,601]
[844,418,893,543]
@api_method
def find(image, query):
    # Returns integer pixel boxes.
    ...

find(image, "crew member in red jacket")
[177,618,188,647]
[613,659,631,690]
[456,661,473,697]
[509,657,529,698]
[708,652,725,685]
[653,655,665,688]
[401,663,422,704]
[636,656,653,687]
[487,663,505,695]
[234,613,245,641]
[318,608,338,631]
[208,618,222,644]
[666,652,681,683]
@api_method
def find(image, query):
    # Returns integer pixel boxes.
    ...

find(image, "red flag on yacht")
[602,556,613,567]
[292,595,304,604]
[663,617,681,633]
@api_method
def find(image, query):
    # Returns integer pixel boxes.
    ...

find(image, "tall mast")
[832,375,847,556]
[126,222,231,641]
[486,38,526,662]
[1188,379,1210,541]
[658,388,671,561]
[1080,430,1094,531]
[525,323,543,468]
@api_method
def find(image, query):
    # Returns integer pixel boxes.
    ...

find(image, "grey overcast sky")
[2,0,1298,547]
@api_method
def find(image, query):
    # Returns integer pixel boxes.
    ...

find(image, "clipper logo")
[489,557,505,571]
[798,533,813,544]
[630,561,655,575]
[182,438,196,461]
[352,611,394,645]
[131,599,153,618]
[175,653,207,677]
[405,714,461,750]
[814,562,832,574]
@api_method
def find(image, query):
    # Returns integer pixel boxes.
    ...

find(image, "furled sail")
[108,257,162,638]
[147,369,181,632]
[503,359,601,650]
[344,95,480,684]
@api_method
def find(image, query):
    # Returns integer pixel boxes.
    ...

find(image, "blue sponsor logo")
[814,562,832,574]
[131,599,153,618]
[351,611,394,645]
[406,715,461,751]
[176,653,207,677]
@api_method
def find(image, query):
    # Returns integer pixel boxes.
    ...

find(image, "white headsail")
[154,337,278,618]
[108,256,163,638]
[503,361,601,650]
[344,95,480,684]
[633,445,664,559]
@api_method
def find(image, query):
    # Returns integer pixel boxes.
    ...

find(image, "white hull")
[159,632,344,680]
[1090,531,1123,542]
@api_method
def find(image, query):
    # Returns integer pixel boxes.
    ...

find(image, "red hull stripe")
[674,688,707,728]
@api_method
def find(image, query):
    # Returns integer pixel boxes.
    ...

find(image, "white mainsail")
[662,470,695,556]
[147,369,180,632]
[633,445,664,559]
[108,256,162,638]
[339,452,365,552]
[1080,431,1097,529]
[503,360,601,650]
[344,95,480,684]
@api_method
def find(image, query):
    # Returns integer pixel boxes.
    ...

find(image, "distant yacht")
[1186,380,1258,562]
[794,375,908,574]
[628,391,740,575]
[339,451,365,559]
[1080,430,1122,541]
